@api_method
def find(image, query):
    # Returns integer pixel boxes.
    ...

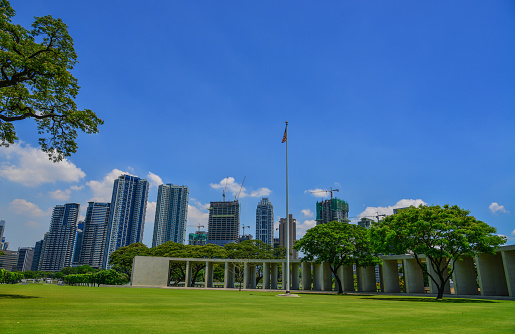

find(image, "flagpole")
[285,121,290,294]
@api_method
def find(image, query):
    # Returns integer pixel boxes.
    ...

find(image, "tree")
[108,242,149,275]
[294,221,380,294]
[0,0,103,161]
[370,204,506,299]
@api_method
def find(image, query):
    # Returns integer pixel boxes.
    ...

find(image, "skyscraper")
[80,202,110,268]
[0,220,8,251]
[255,197,274,246]
[315,198,349,225]
[40,203,80,271]
[103,175,149,268]
[152,184,189,247]
[207,201,239,247]
[279,215,297,259]
[17,247,34,271]
[31,239,44,271]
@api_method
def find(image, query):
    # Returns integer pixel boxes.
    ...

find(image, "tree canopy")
[0,0,102,161]
[294,221,380,294]
[370,204,506,299]
[108,242,149,275]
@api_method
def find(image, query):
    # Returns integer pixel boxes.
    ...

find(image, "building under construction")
[206,200,240,246]
[316,198,349,225]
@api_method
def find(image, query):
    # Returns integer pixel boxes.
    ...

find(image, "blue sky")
[1,1,514,250]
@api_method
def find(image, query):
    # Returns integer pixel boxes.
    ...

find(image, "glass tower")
[255,197,274,246]
[152,184,189,247]
[103,175,149,269]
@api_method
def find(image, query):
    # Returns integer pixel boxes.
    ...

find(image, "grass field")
[1,284,514,333]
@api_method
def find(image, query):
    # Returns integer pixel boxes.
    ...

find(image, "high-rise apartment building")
[80,202,110,268]
[31,239,44,271]
[315,198,349,225]
[103,175,149,268]
[152,184,189,247]
[255,197,274,246]
[0,220,8,250]
[207,201,239,247]
[0,250,18,271]
[40,203,80,271]
[17,247,34,271]
[279,214,297,259]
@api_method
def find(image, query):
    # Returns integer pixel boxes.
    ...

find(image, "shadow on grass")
[0,294,40,300]
[361,297,497,303]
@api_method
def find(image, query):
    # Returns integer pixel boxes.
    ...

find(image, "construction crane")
[310,187,339,200]
[241,225,250,238]
[195,224,205,232]
[222,176,228,202]
[235,176,246,201]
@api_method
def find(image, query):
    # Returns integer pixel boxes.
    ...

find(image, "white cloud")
[187,203,209,229]
[296,219,317,238]
[357,199,427,220]
[70,185,84,191]
[0,142,85,186]
[49,189,72,201]
[9,199,51,217]
[511,230,515,236]
[210,177,271,199]
[489,202,508,214]
[147,172,163,188]
[305,189,330,198]
[145,201,156,226]
[86,169,132,202]
[301,209,314,218]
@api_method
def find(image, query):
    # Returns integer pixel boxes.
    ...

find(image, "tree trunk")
[331,266,343,294]
[437,284,445,300]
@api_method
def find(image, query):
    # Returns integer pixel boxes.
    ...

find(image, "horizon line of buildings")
[1,174,359,272]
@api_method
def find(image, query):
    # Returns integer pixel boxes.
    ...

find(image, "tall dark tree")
[294,221,380,294]
[0,0,102,161]
[370,204,506,299]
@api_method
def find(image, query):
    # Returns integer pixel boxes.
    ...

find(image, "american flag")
[282,126,287,143]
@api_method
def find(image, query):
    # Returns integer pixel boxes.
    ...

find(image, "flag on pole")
[282,125,287,143]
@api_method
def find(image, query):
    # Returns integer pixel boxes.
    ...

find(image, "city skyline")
[0,1,514,251]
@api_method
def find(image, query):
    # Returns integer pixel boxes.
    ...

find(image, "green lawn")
[1,284,514,333]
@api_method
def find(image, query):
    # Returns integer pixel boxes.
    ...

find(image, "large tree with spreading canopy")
[370,204,506,299]
[0,0,102,161]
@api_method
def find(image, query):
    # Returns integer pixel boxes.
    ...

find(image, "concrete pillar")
[301,262,312,290]
[271,263,278,289]
[313,263,322,291]
[342,265,354,292]
[204,261,213,288]
[131,256,170,287]
[321,262,333,291]
[452,256,479,295]
[185,261,192,287]
[382,260,400,293]
[291,263,300,290]
[361,266,377,292]
[224,262,234,288]
[427,258,450,294]
[403,258,425,294]
[502,250,515,297]
[243,262,256,289]
[476,253,508,296]
[356,266,363,292]
[263,262,271,290]
[249,264,256,289]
